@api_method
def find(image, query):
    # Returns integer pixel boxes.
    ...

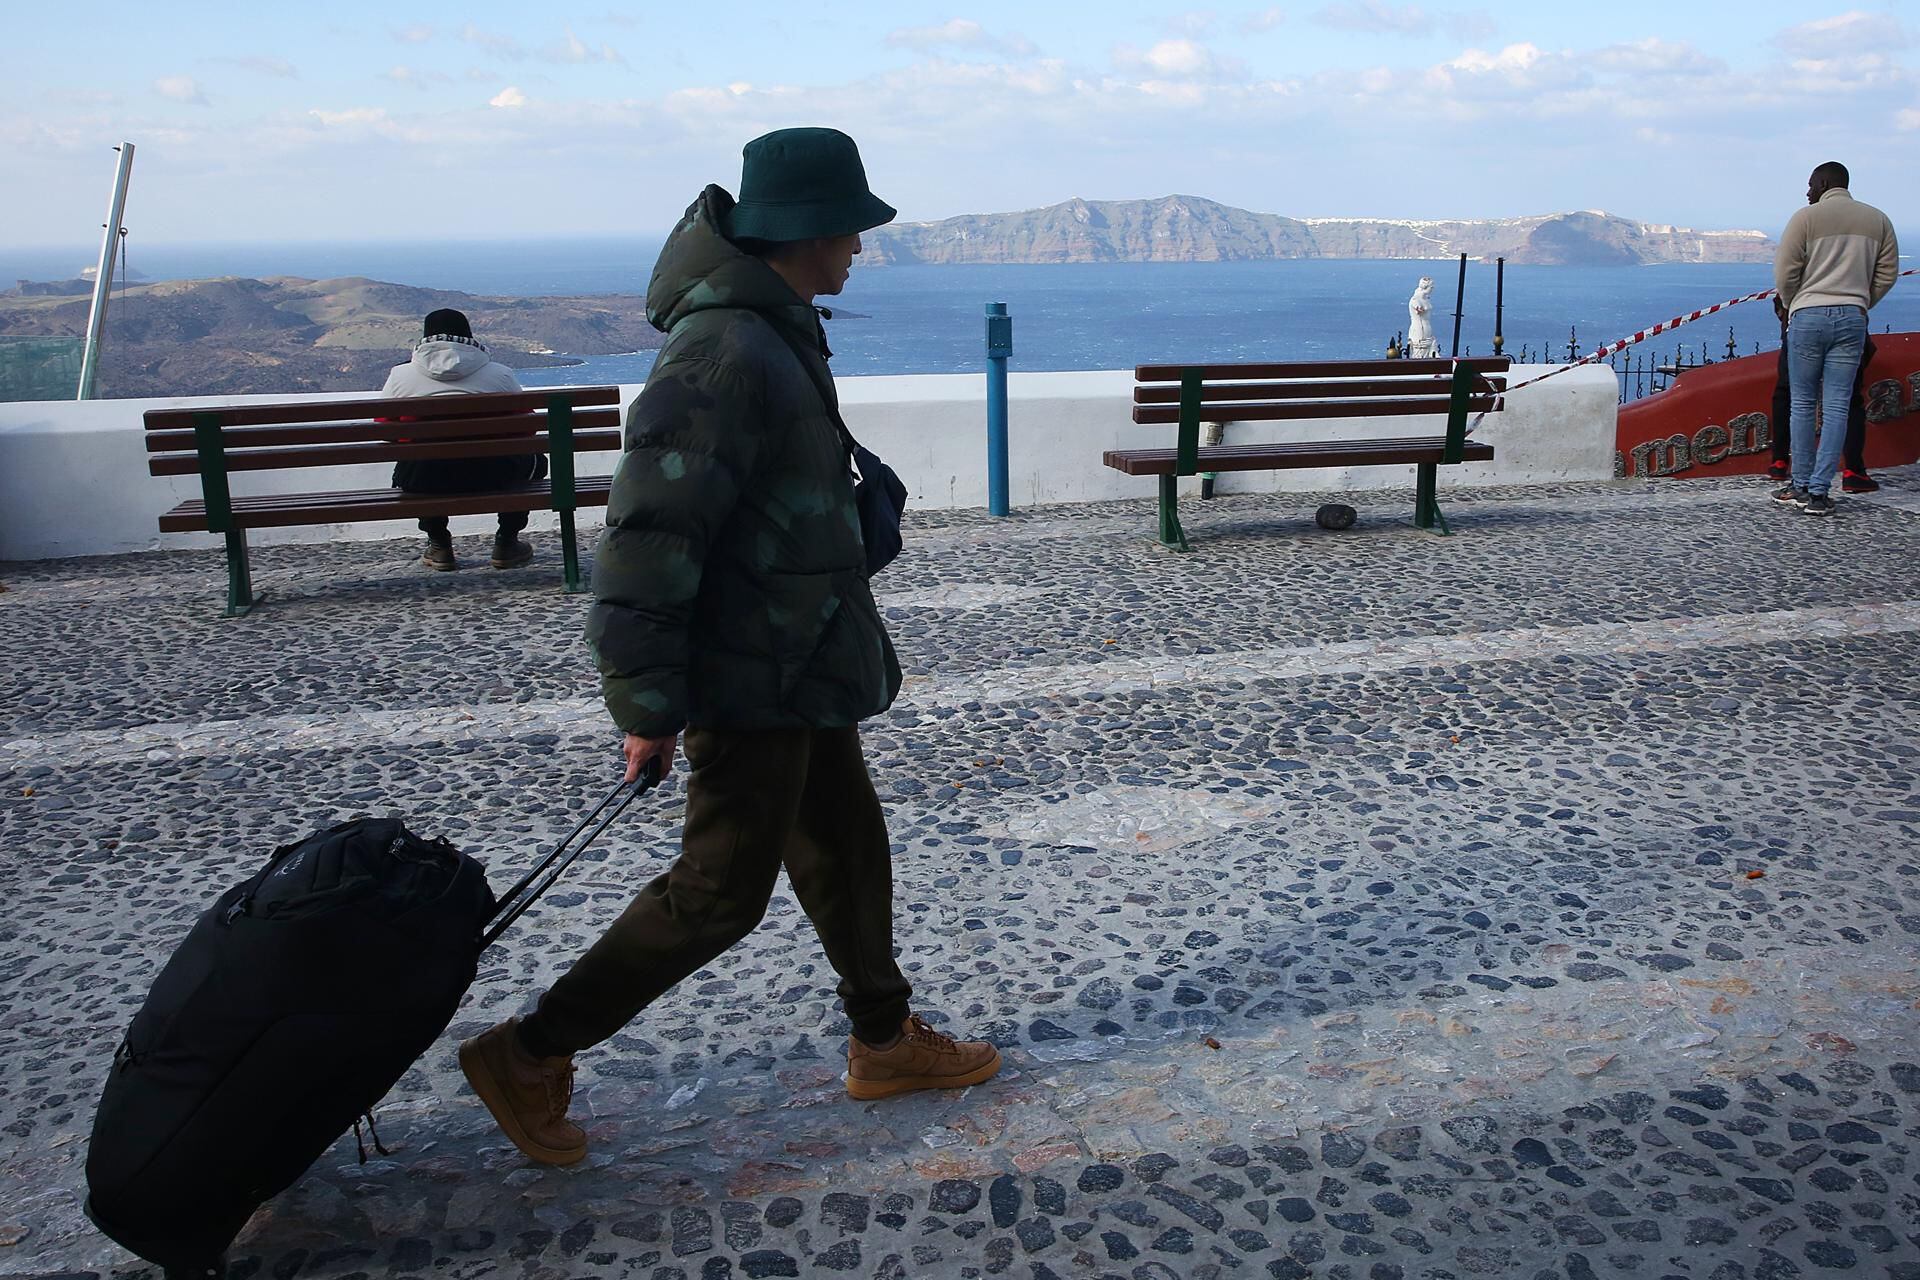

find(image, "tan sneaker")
[458,1017,587,1165]
[846,1015,1002,1100]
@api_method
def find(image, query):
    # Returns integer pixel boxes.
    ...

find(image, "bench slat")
[1132,377,1504,405]
[1103,438,1496,476]
[156,477,617,533]
[1132,396,1496,425]
[148,430,623,477]
[144,408,621,451]
[1134,357,1509,382]
[142,386,622,431]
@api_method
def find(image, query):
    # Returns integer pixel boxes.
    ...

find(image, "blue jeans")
[1786,305,1868,496]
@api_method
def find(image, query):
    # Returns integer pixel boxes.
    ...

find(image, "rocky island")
[0,275,661,399]
[864,196,1775,267]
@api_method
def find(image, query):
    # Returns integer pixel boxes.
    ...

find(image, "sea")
[9,237,1920,389]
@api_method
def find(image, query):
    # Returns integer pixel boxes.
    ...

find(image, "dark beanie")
[424,308,472,339]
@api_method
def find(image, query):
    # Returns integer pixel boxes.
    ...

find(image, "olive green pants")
[520,725,913,1053]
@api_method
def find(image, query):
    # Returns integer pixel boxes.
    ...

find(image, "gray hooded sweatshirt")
[380,335,522,397]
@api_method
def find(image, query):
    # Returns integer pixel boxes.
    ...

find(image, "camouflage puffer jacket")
[586,186,901,738]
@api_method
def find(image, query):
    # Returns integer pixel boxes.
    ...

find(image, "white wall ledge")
[0,366,1617,561]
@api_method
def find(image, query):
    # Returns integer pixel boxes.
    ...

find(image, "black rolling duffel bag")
[84,769,660,1277]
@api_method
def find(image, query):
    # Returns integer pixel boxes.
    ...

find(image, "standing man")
[459,128,1001,1167]
[1765,295,1878,493]
[1771,162,1899,516]
[381,308,542,571]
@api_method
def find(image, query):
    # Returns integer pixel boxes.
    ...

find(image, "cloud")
[1443,41,1543,76]
[1241,7,1286,33]
[213,55,297,78]
[1443,12,1495,39]
[1315,2,1434,35]
[309,106,388,127]
[153,76,208,105]
[1114,38,1229,79]
[1312,2,1491,38]
[459,22,624,64]
[384,65,450,89]
[1897,107,1920,132]
[551,26,624,64]
[1587,38,1723,76]
[885,19,1035,56]
[490,86,529,109]
[1164,11,1217,37]
[394,24,434,43]
[462,24,527,60]
[1775,10,1907,58]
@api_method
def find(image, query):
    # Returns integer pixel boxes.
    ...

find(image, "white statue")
[1406,276,1439,359]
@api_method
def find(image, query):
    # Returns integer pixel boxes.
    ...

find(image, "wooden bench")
[145,387,623,614]
[1107,357,1509,549]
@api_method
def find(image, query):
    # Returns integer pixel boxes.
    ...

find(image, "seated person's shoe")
[1841,469,1879,494]
[458,1018,587,1165]
[846,1014,1002,1100]
[1764,459,1790,481]
[422,538,457,571]
[491,534,534,569]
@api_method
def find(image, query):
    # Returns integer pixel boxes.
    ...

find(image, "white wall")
[0,365,1617,561]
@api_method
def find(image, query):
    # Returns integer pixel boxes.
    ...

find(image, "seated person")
[381,308,546,570]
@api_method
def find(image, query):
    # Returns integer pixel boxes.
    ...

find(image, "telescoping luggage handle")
[480,759,664,949]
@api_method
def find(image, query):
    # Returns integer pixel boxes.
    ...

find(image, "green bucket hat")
[725,127,897,243]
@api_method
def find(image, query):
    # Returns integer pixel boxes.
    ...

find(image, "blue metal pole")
[985,301,1012,516]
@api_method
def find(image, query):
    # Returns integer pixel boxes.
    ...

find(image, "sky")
[3,2,1917,247]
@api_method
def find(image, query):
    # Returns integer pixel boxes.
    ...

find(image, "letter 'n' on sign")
[1726,412,1770,458]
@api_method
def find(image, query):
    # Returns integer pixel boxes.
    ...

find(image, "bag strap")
[776,308,865,459]
[480,759,663,949]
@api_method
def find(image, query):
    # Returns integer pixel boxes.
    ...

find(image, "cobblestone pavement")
[4,472,1920,1280]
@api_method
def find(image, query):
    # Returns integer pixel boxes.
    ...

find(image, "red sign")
[1615,332,1920,478]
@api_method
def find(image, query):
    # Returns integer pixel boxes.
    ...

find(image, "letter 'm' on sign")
[1725,411,1770,457]
[1868,378,1905,423]
[1692,423,1731,467]
[1629,433,1691,477]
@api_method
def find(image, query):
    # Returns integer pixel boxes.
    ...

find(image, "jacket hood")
[411,335,494,382]
[646,185,819,339]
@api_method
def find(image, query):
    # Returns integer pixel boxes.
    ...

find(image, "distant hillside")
[863,196,1774,267]
[0,275,661,398]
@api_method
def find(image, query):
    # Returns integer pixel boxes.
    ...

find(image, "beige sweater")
[1774,188,1899,314]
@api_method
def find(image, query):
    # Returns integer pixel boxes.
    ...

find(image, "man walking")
[458,128,1000,1166]
[380,308,543,570]
[1771,162,1899,516]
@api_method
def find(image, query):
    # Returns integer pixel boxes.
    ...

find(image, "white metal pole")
[76,141,136,401]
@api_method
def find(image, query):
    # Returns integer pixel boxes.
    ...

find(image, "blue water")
[9,239,1920,387]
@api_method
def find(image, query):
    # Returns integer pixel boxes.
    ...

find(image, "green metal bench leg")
[1157,475,1190,551]
[223,530,264,616]
[559,509,583,593]
[1413,461,1452,536]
